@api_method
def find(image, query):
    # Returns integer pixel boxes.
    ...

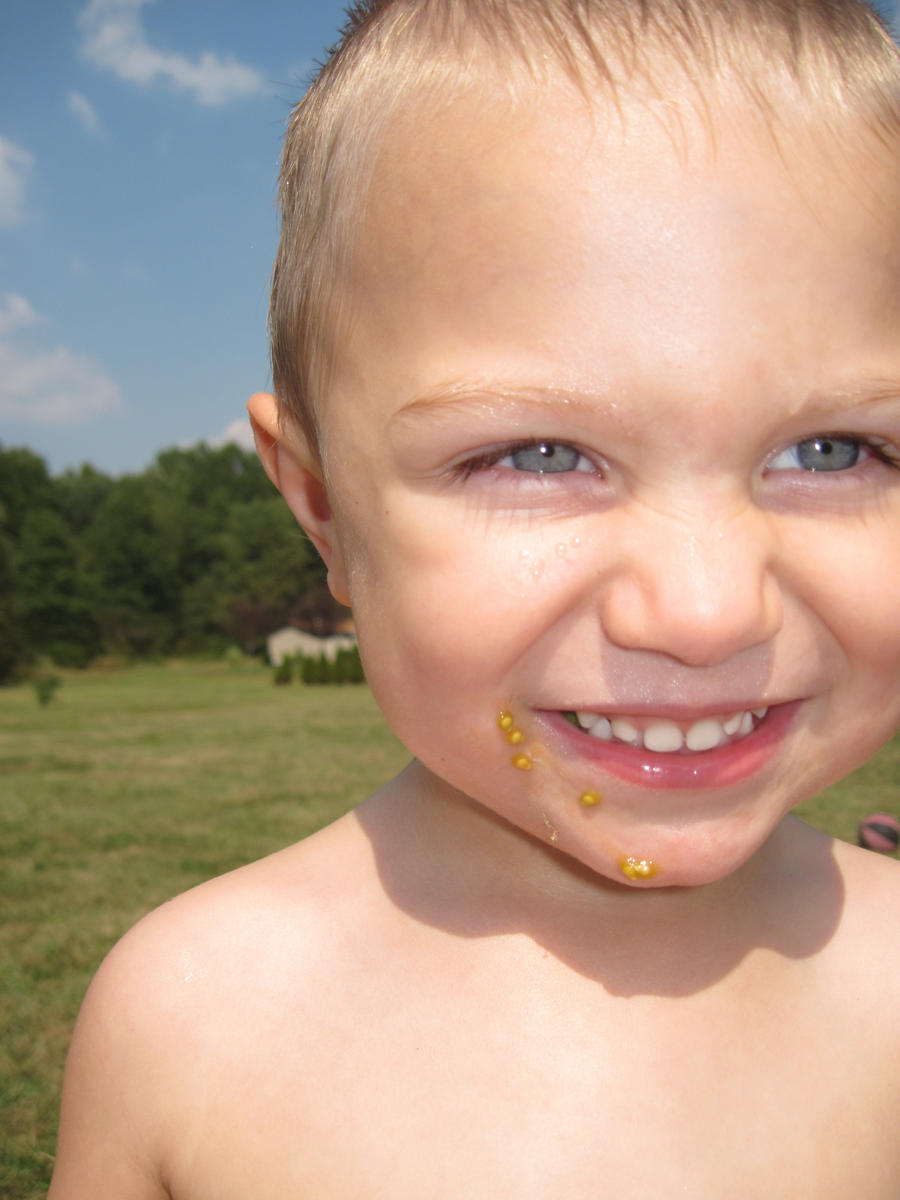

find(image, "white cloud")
[67,90,103,137]
[0,296,123,425]
[0,136,33,229]
[0,293,42,336]
[211,416,255,451]
[78,0,268,107]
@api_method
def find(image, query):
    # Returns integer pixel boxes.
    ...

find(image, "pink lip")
[538,701,802,790]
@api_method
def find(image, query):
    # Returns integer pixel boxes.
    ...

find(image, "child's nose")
[596,504,783,668]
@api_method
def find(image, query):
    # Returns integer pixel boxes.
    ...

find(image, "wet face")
[315,84,900,887]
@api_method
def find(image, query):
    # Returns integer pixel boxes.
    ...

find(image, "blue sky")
[0,0,350,475]
[2,0,899,477]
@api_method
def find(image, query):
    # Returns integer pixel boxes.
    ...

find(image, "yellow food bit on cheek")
[499,710,526,749]
[512,754,533,771]
[579,791,602,808]
[619,856,657,881]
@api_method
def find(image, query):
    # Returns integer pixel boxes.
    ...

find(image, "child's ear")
[247,392,350,607]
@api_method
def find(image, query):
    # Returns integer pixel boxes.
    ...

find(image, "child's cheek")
[495,707,659,885]
[353,510,663,884]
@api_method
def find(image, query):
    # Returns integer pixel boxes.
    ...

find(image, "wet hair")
[269,0,900,454]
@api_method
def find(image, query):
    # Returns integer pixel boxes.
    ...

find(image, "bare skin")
[49,767,900,1199]
[49,63,900,1200]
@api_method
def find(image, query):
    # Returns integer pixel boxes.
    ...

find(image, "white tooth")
[752,707,768,720]
[576,711,599,730]
[610,717,642,746]
[588,716,612,742]
[738,711,754,737]
[722,713,742,735]
[643,721,684,753]
[685,718,724,751]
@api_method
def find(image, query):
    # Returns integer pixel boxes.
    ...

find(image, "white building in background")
[266,627,356,667]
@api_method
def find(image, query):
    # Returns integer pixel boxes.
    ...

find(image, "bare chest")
[165,972,900,1200]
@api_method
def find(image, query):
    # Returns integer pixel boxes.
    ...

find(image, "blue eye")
[769,436,861,473]
[497,442,589,473]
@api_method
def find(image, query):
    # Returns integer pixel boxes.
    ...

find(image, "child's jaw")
[490,699,810,887]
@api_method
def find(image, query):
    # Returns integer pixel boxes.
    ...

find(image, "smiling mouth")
[564,707,769,754]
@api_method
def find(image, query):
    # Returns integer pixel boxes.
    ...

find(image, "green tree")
[82,476,182,657]
[0,444,54,539]
[217,497,327,652]
[0,448,52,679]
[15,509,100,667]
[0,439,340,665]
[53,464,114,535]
[150,444,288,653]
[0,519,25,681]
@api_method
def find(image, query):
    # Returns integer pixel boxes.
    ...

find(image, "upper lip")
[551,701,784,720]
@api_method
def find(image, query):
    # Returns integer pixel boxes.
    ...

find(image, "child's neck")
[353,760,843,998]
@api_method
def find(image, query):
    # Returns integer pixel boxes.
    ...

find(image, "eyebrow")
[802,381,900,413]
[389,378,900,431]
[388,385,618,431]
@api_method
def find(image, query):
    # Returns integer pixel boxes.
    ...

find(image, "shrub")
[33,669,62,706]
[295,645,364,685]
[272,659,293,685]
[339,645,365,684]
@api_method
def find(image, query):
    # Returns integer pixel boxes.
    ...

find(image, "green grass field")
[1,661,409,1199]
[1,661,897,1198]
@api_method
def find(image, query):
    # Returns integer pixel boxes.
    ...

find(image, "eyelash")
[453,440,597,480]
[765,434,900,476]
[452,435,900,481]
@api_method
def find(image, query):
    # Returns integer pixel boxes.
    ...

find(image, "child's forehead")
[356,77,898,285]
[318,73,900,447]
[270,2,900,452]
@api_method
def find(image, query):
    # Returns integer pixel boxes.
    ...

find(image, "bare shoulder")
[823,819,897,889]
[798,822,900,1011]
[49,811,387,1198]
[831,831,900,937]
[77,806,386,1038]
[130,804,389,979]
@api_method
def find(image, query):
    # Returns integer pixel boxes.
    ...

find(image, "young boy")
[50,1,900,1195]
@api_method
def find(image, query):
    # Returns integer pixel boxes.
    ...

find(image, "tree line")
[0,441,337,682]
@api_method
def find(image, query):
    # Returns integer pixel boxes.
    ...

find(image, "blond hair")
[270,0,900,453]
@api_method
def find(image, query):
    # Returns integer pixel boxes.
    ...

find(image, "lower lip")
[538,702,801,790]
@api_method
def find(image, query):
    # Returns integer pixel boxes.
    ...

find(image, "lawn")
[0,660,409,1200]
[1,660,897,1198]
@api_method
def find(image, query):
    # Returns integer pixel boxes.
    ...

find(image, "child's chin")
[578,828,771,892]
[611,859,740,891]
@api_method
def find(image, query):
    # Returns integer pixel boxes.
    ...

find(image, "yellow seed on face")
[506,729,525,745]
[512,754,533,771]
[579,791,602,808]
[619,856,657,881]
[498,712,514,732]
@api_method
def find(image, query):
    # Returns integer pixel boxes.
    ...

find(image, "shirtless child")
[49,1,900,1195]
